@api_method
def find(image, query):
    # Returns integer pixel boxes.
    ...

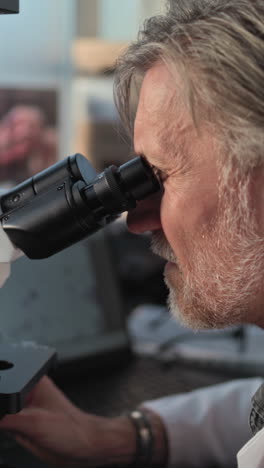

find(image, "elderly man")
[0,0,263,467]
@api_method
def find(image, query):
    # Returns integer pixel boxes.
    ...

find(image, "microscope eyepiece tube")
[0,154,161,259]
[83,157,160,215]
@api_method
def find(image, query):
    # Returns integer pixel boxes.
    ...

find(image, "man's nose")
[127,191,162,234]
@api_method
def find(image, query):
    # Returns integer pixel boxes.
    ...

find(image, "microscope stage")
[0,343,56,416]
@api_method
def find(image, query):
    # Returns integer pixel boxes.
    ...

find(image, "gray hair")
[114,0,264,170]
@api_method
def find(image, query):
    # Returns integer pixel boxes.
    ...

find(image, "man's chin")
[163,264,196,328]
[164,269,241,331]
[167,286,247,331]
[166,284,216,331]
[164,260,182,288]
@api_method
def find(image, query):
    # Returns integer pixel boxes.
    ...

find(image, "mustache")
[151,231,178,264]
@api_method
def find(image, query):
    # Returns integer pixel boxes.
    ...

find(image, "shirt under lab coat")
[143,377,264,468]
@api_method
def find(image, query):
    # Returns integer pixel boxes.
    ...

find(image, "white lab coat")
[143,377,264,468]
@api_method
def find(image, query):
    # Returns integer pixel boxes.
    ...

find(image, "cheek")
[160,185,219,269]
[159,190,191,268]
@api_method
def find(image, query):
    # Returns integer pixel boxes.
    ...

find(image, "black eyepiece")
[83,156,160,217]
[118,157,159,200]
[0,154,161,259]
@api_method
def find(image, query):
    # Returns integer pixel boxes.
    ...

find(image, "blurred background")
[0,4,263,467]
[0,0,168,307]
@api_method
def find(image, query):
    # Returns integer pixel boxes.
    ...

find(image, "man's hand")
[0,376,168,467]
[0,376,137,467]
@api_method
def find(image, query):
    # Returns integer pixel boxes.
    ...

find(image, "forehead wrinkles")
[157,111,193,160]
[135,103,193,175]
[142,62,175,105]
[135,76,175,133]
[135,64,191,160]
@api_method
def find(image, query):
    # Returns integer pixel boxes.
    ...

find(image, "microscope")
[0,0,59,427]
[0,154,160,411]
[0,0,161,427]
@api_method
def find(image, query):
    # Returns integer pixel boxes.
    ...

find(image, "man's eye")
[135,154,168,184]
[159,171,168,183]
[151,166,167,183]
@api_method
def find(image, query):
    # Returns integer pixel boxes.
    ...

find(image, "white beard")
[151,171,264,330]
